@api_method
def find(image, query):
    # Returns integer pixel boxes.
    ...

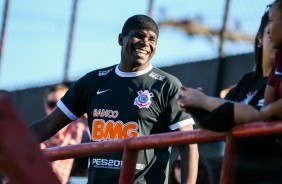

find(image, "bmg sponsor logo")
[91,119,139,141]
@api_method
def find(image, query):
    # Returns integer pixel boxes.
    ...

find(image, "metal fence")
[0,0,273,91]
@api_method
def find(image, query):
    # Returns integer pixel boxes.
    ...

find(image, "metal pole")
[147,0,154,17]
[219,0,231,58]
[0,0,10,71]
[63,0,79,83]
[220,133,237,184]
[119,143,138,184]
[215,0,231,96]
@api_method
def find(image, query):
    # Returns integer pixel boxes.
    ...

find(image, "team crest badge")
[134,90,154,109]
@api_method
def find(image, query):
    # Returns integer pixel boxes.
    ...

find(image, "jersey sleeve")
[164,77,194,131]
[58,74,89,120]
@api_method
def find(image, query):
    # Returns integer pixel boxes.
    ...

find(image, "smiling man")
[30,15,198,184]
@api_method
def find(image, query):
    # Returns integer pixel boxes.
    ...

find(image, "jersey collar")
[115,64,153,77]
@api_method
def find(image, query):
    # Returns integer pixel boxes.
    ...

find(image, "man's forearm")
[29,108,71,143]
[179,144,198,184]
[29,118,56,143]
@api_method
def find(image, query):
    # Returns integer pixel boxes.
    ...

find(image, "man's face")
[119,29,157,71]
[269,2,282,49]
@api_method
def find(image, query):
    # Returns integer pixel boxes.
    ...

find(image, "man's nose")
[140,37,150,46]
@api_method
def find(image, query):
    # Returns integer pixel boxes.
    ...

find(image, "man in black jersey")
[30,14,198,184]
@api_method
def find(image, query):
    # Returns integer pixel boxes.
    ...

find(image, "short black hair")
[273,0,282,12]
[121,14,159,37]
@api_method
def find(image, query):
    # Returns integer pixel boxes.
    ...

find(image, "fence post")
[220,133,238,184]
[119,140,138,184]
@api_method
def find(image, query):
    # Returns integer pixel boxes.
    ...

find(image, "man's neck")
[115,64,153,77]
[118,63,151,72]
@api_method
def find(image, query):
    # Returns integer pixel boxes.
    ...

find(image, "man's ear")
[257,33,263,44]
[118,34,123,46]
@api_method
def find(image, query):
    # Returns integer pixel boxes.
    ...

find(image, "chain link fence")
[0,0,274,91]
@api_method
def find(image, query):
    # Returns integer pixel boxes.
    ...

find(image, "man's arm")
[29,107,72,143]
[178,124,198,184]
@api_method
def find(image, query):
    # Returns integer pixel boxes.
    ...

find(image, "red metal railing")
[1,92,282,184]
[42,121,282,184]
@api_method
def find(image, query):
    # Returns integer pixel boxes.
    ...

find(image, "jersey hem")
[169,118,195,130]
[57,100,78,120]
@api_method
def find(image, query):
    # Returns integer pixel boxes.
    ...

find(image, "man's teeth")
[136,49,147,54]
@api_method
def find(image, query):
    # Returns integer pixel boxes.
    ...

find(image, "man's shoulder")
[151,67,181,85]
[74,65,116,88]
[86,65,116,77]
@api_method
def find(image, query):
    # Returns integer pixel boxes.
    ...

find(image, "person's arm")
[264,84,278,105]
[177,124,198,184]
[232,103,261,123]
[29,107,72,143]
[260,98,282,120]
[177,85,262,125]
[177,86,226,112]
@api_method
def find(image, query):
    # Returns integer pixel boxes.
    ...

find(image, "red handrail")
[43,129,226,161]
[42,121,282,184]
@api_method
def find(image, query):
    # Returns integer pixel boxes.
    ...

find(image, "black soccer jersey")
[225,72,266,109]
[57,64,193,184]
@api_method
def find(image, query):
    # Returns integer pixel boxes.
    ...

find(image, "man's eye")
[150,38,156,43]
[136,33,143,36]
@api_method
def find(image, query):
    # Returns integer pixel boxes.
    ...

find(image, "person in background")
[261,0,282,119]
[177,9,282,184]
[30,15,198,184]
[41,84,90,184]
[259,0,282,147]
